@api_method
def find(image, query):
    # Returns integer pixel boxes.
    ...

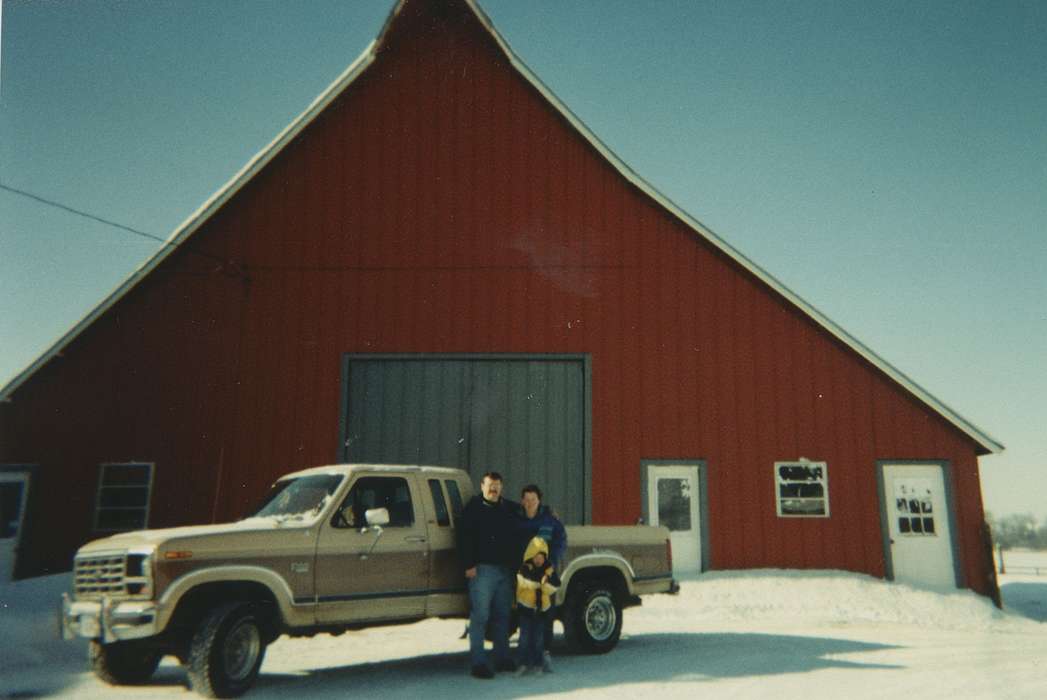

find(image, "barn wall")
[0,1,992,593]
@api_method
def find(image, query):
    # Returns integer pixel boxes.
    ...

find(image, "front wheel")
[564,586,622,654]
[187,602,268,698]
[89,639,162,685]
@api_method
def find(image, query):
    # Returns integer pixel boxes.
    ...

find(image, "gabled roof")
[1,0,1003,456]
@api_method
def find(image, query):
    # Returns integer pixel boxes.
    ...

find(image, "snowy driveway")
[2,570,1044,699]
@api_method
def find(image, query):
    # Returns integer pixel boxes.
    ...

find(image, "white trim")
[156,564,302,632]
[559,552,636,603]
[0,1,1003,458]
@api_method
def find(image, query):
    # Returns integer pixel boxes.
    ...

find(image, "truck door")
[422,477,468,617]
[314,474,429,624]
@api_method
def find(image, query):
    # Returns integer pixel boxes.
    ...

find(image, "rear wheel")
[564,586,622,654]
[89,639,162,685]
[187,602,268,698]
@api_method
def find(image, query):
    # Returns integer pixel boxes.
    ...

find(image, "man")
[457,471,519,679]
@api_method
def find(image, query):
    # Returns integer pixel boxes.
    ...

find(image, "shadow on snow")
[243,632,902,699]
[1000,580,1047,622]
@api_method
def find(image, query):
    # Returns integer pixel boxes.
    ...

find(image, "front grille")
[74,554,127,598]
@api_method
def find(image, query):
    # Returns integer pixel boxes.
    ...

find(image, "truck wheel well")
[168,582,282,646]
[565,566,628,605]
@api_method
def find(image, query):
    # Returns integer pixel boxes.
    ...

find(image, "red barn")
[0,0,1001,598]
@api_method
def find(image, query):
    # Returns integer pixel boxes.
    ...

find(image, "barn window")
[774,460,829,517]
[94,463,154,532]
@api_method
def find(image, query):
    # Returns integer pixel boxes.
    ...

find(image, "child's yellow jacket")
[516,536,560,612]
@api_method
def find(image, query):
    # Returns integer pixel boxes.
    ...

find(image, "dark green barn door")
[342,356,587,524]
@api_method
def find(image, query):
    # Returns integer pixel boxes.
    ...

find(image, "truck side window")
[334,476,415,529]
[427,479,450,527]
[444,480,464,522]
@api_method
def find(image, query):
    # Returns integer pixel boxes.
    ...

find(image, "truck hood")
[76,517,317,555]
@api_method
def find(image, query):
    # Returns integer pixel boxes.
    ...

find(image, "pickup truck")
[61,464,677,697]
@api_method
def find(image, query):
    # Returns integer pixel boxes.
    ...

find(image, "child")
[515,536,561,675]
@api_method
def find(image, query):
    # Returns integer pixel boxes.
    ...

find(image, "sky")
[1,0,1045,517]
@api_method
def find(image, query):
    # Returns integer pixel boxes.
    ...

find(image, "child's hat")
[523,536,549,562]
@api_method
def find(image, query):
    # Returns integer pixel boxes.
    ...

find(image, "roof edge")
[462,1,1002,456]
[0,41,377,404]
[1,1,1004,458]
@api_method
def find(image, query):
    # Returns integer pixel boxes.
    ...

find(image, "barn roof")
[0,0,1003,456]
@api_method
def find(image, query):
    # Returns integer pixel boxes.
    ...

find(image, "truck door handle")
[405,536,427,543]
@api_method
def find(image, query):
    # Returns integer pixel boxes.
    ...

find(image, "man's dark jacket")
[457,495,521,570]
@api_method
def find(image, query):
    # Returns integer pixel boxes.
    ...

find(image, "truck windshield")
[248,474,344,520]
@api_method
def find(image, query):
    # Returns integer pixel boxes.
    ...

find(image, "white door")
[882,463,956,589]
[0,472,31,583]
[647,465,701,575]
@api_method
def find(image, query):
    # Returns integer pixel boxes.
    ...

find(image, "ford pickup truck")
[61,464,677,697]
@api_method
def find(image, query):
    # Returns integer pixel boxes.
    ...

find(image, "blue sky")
[1,1,1044,516]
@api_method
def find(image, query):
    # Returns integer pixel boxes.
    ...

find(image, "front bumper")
[60,593,159,643]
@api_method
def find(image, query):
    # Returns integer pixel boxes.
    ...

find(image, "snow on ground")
[2,568,1045,699]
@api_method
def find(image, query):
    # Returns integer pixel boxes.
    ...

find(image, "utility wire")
[0,180,237,271]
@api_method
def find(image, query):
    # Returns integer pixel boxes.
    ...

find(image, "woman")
[518,484,566,568]
[516,484,566,671]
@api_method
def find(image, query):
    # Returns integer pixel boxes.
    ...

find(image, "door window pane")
[892,479,937,537]
[657,478,692,531]
[1,483,25,538]
[336,476,415,528]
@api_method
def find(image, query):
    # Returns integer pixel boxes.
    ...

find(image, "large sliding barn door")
[342,356,588,524]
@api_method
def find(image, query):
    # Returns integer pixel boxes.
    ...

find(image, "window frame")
[94,462,155,532]
[427,478,451,527]
[332,475,417,529]
[773,459,830,518]
[444,479,464,523]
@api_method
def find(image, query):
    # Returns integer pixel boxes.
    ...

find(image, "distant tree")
[1036,517,1047,549]
[991,513,1039,549]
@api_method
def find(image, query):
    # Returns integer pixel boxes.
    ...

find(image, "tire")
[89,639,162,685]
[564,586,622,654]
[187,602,269,698]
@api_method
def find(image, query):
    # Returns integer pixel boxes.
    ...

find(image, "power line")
[0,180,237,272]
[1,181,170,247]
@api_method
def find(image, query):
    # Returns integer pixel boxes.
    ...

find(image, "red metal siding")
[0,0,993,594]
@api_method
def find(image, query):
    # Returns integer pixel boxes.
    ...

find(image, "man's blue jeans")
[467,564,513,668]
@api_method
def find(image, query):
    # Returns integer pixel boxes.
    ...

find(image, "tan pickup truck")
[61,464,677,697]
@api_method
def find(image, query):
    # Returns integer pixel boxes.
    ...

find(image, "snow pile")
[0,573,85,674]
[2,569,1045,699]
[640,569,1035,632]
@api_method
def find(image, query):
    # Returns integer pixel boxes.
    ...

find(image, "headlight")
[126,554,147,577]
[125,551,154,597]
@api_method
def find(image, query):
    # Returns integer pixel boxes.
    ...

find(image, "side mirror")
[364,507,390,528]
[359,508,390,560]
